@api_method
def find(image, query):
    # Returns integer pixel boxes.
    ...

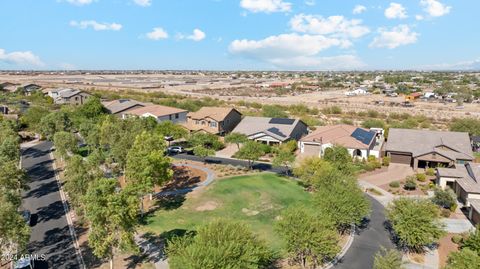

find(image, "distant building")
[0,82,20,92]
[232,116,308,145]
[185,107,242,135]
[21,83,42,95]
[47,88,91,105]
[125,104,188,124]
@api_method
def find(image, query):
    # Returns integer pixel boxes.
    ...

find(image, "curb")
[322,224,356,269]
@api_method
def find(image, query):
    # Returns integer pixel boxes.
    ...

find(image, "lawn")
[142,172,312,252]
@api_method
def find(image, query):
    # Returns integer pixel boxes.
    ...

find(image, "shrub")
[441,208,451,218]
[432,188,457,210]
[404,177,417,190]
[416,173,427,182]
[389,181,400,188]
[426,168,435,176]
[452,234,463,244]
[382,156,391,166]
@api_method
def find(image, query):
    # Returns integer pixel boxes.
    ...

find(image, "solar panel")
[351,128,376,145]
[267,127,287,138]
[269,118,295,125]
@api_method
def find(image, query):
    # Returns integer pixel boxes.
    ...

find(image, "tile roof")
[188,107,239,122]
[102,99,146,114]
[386,128,474,160]
[127,104,187,117]
[232,116,305,142]
[300,124,375,149]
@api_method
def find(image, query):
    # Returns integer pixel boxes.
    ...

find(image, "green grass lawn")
[142,172,311,252]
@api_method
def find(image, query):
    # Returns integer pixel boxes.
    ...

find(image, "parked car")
[167,146,184,154]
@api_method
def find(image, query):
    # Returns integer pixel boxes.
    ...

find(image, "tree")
[155,121,188,141]
[125,131,172,210]
[0,195,30,259]
[0,161,28,207]
[450,118,480,136]
[373,247,404,269]
[189,132,224,151]
[236,141,265,169]
[20,106,50,132]
[314,174,370,232]
[276,207,340,268]
[167,220,273,269]
[262,105,288,118]
[431,188,457,210]
[193,145,215,163]
[0,135,20,162]
[386,198,445,252]
[53,131,78,159]
[272,148,295,175]
[64,155,93,210]
[293,157,334,188]
[362,119,386,129]
[84,178,138,269]
[39,111,72,139]
[445,248,480,269]
[323,146,355,174]
[79,96,107,119]
[462,225,480,255]
[225,132,248,150]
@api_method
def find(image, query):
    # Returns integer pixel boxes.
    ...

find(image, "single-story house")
[299,125,383,158]
[103,99,146,118]
[47,88,91,105]
[232,116,308,145]
[0,82,20,92]
[385,128,474,169]
[21,83,42,95]
[185,107,242,135]
[125,104,188,124]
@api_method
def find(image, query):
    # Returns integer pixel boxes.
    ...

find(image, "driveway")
[334,196,395,269]
[21,141,81,269]
[360,164,414,186]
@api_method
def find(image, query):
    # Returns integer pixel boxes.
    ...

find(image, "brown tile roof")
[188,107,239,121]
[386,128,474,160]
[300,124,374,149]
[127,104,187,117]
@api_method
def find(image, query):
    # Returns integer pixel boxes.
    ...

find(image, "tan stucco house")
[185,107,242,135]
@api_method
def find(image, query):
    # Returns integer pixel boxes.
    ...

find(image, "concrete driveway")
[360,164,414,186]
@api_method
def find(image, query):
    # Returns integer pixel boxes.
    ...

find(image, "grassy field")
[143,173,312,252]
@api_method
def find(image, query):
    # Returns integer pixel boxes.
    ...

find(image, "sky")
[0,0,479,71]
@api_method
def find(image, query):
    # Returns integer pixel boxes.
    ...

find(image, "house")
[232,116,308,145]
[345,88,368,96]
[47,88,91,105]
[385,128,474,169]
[21,83,42,95]
[185,107,242,135]
[125,104,188,124]
[405,92,422,101]
[103,99,146,118]
[299,125,383,159]
[0,82,20,92]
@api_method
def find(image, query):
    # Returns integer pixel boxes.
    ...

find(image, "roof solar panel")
[351,128,376,145]
[269,118,295,125]
[267,127,287,138]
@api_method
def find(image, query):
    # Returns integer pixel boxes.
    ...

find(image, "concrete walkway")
[360,164,414,186]
[441,218,474,233]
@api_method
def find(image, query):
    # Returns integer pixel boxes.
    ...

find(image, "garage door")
[302,143,321,156]
[389,153,412,165]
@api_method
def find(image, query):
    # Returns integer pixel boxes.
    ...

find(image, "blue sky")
[0,0,478,70]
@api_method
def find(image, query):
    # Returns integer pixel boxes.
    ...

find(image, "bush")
[452,234,463,244]
[382,156,391,166]
[432,188,457,210]
[416,173,427,182]
[389,181,400,188]
[441,208,451,218]
[404,177,417,190]
[426,168,435,176]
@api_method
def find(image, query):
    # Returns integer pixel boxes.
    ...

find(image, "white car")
[168,146,184,154]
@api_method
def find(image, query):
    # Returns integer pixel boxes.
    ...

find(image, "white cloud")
[305,0,315,6]
[133,0,151,7]
[228,33,363,69]
[240,0,292,13]
[146,27,169,40]
[353,5,367,14]
[58,63,77,70]
[421,58,480,70]
[65,0,95,5]
[70,20,122,31]
[0,48,44,66]
[290,14,370,39]
[370,25,419,49]
[420,0,451,17]
[384,3,408,19]
[178,29,206,41]
[415,14,424,20]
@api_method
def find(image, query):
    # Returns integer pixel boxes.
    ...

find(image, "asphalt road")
[334,196,395,269]
[21,141,80,269]
[172,153,288,174]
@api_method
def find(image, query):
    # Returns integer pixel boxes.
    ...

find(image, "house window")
[75,96,78,101]
[202,121,206,125]
[195,120,200,124]
[169,115,172,120]
[210,122,217,127]
[175,113,179,119]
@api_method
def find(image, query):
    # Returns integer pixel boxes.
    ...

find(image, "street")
[21,141,80,269]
